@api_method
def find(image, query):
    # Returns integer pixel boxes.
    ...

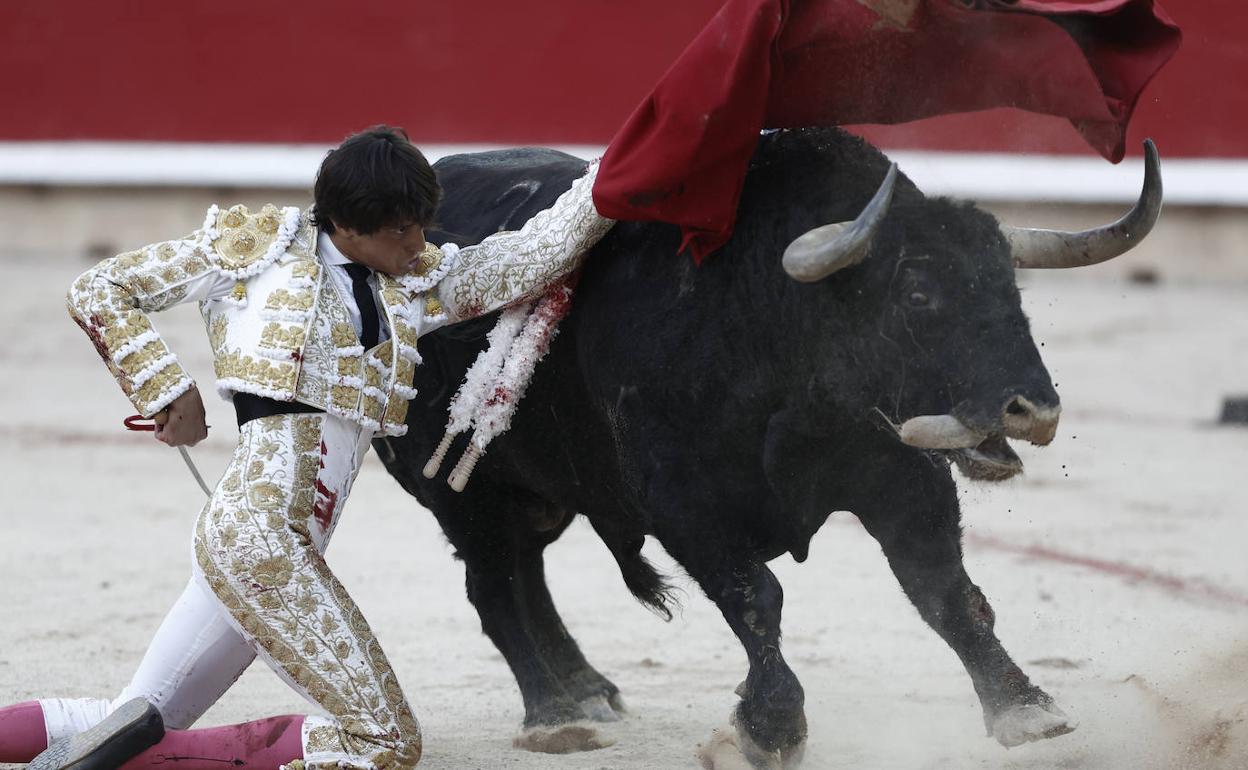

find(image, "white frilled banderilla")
[424,277,577,491]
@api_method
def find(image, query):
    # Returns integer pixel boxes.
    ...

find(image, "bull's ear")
[782,164,897,282]
[1007,139,1162,269]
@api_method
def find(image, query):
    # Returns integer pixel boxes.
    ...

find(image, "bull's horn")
[1006,139,1163,269]
[898,414,985,450]
[782,163,898,282]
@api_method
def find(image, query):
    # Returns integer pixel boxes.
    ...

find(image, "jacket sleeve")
[434,160,614,322]
[66,227,235,417]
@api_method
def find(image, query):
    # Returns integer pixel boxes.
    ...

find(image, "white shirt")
[317,231,390,344]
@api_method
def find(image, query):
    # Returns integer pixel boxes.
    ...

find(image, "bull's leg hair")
[435,497,588,727]
[852,464,1058,734]
[681,553,807,758]
[513,540,625,717]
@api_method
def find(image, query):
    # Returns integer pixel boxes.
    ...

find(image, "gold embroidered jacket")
[66,163,611,436]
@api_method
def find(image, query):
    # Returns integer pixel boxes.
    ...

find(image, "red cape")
[592,0,1181,261]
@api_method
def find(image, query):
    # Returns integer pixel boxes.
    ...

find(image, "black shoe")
[28,698,164,770]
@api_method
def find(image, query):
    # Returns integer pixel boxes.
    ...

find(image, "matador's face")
[331,222,427,276]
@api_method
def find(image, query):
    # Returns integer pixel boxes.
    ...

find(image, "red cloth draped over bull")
[591,0,1181,262]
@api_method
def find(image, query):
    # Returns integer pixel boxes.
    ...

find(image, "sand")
[1,252,1245,770]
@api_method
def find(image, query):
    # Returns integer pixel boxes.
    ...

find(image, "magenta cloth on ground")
[592,0,1180,261]
[0,701,48,762]
[123,715,304,770]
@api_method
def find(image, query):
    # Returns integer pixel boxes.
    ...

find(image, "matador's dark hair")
[312,125,441,235]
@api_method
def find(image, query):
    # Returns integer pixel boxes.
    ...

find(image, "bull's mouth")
[950,434,1023,482]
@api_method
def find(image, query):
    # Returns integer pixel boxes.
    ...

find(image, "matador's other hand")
[154,386,208,447]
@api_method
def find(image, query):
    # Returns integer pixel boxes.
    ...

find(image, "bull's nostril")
[1005,399,1030,417]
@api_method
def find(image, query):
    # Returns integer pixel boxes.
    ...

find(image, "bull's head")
[781,140,1161,481]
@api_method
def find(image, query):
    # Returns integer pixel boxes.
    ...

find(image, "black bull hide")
[376,128,1077,758]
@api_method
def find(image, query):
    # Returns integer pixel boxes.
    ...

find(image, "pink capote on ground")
[591,0,1181,262]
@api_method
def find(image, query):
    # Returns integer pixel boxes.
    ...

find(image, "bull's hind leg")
[513,537,626,721]
[429,488,589,729]
[852,459,1074,748]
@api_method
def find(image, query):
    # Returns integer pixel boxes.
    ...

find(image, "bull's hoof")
[990,701,1077,747]
[512,723,615,754]
[578,694,623,722]
[607,691,628,715]
[522,698,586,728]
[696,728,762,770]
[695,722,807,770]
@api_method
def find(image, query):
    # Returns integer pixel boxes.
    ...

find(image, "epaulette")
[397,242,456,294]
[200,203,302,279]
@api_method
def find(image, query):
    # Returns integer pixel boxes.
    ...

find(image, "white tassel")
[422,431,455,479]
[447,441,484,492]
[422,304,528,476]
[441,278,576,492]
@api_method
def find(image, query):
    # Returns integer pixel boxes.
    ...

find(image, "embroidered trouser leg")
[192,412,421,770]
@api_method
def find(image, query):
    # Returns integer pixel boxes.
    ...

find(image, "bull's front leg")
[662,536,807,769]
[851,454,1075,748]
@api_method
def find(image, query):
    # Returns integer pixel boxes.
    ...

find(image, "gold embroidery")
[214,204,284,270]
[362,395,384,422]
[208,315,228,352]
[215,350,299,393]
[413,244,442,277]
[133,364,187,407]
[423,296,443,317]
[116,339,167,372]
[336,356,362,378]
[383,399,408,428]
[292,261,320,280]
[264,288,315,313]
[380,287,407,309]
[392,324,419,351]
[258,322,307,351]
[331,323,359,349]
[394,358,415,387]
[330,385,358,412]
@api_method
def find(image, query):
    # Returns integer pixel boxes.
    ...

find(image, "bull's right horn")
[1006,139,1163,269]
[898,414,985,450]
[782,163,898,282]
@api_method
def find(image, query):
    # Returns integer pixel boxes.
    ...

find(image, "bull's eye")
[907,291,930,307]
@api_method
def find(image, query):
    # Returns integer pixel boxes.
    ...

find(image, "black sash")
[233,392,323,427]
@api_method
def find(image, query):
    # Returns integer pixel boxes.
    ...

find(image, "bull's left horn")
[1006,139,1163,269]
[782,163,898,282]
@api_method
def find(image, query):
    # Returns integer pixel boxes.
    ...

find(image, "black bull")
[375,128,1160,762]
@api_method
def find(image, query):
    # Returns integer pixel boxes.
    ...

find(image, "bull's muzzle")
[1001,395,1060,446]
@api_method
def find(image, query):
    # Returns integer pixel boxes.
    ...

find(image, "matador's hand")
[154,386,208,447]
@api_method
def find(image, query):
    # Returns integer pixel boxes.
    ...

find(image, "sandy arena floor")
[1,252,1246,770]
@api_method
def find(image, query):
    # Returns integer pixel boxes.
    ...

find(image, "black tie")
[343,263,380,349]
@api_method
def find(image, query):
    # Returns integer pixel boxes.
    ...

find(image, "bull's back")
[434,148,587,237]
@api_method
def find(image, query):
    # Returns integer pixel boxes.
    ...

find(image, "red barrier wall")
[1,1,1242,157]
